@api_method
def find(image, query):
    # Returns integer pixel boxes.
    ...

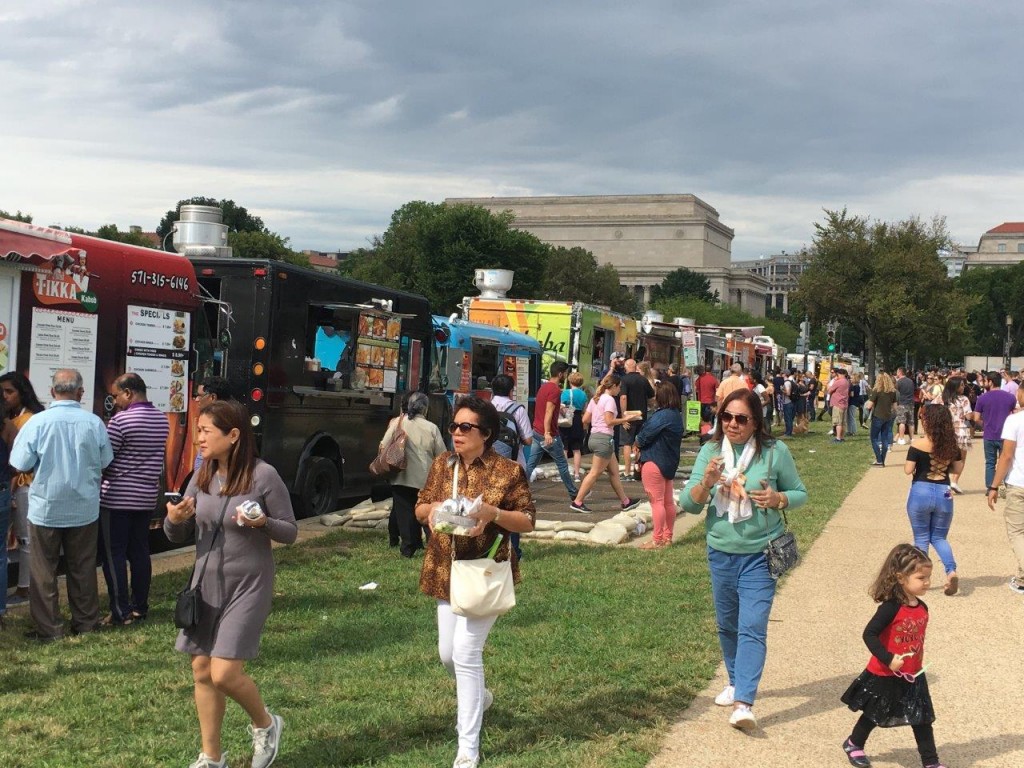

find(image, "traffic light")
[826,327,836,352]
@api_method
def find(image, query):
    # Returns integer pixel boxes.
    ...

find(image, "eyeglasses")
[193,391,211,400]
[719,412,751,426]
[894,663,930,683]
[448,421,484,435]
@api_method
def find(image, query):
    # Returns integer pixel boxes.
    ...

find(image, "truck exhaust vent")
[473,269,514,299]
[172,205,232,258]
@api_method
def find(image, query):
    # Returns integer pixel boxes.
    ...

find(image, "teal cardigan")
[681,438,807,554]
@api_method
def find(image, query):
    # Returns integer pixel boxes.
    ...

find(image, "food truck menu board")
[29,307,99,407]
[125,304,190,412]
[355,312,400,392]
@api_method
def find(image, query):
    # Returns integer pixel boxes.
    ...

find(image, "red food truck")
[0,218,203,500]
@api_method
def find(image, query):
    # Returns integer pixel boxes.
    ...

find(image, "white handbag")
[450,549,516,619]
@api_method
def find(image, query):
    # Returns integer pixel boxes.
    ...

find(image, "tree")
[156,197,268,250]
[343,201,551,314]
[539,246,639,315]
[791,209,976,377]
[0,209,32,223]
[93,224,156,247]
[228,230,310,267]
[650,267,718,304]
[955,264,1024,359]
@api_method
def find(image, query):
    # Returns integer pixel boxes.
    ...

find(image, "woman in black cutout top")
[904,405,964,596]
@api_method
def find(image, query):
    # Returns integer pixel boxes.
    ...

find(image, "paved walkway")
[648,442,1024,768]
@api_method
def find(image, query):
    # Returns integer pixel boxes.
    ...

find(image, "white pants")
[436,600,497,760]
[12,485,31,589]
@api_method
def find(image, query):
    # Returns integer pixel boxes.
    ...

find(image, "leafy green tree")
[229,230,310,267]
[792,209,976,377]
[156,197,268,250]
[956,264,1024,358]
[650,267,718,303]
[0,209,32,223]
[343,201,550,314]
[540,246,639,315]
[94,224,156,247]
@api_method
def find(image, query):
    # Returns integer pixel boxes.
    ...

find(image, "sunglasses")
[448,421,484,435]
[719,412,751,426]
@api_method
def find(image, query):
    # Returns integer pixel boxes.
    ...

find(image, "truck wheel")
[300,456,341,518]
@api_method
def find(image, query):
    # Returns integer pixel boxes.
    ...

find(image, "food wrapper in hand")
[433,494,483,535]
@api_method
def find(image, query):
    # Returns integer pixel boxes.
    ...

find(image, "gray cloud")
[2,0,1023,259]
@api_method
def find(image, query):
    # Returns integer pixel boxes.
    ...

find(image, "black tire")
[300,456,341,518]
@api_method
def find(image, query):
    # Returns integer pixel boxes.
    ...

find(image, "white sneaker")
[714,685,735,706]
[483,688,493,711]
[249,712,283,768]
[189,754,227,768]
[897,438,907,445]
[453,755,479,768]
[729,705,757,731]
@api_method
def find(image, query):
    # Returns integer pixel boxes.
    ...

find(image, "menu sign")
[29,307,99,407]
[355,312,401,392]
[126,304,190,413]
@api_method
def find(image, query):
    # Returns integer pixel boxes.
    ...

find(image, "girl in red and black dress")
[840,544,946,768]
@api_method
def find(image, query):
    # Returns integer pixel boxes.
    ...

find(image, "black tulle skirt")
[841,670,935,727]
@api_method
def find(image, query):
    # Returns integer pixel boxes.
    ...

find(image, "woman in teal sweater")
[681,388,807,731]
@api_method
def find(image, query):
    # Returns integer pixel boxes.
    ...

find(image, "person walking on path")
[382,391,447,558]
[9,369,113,642]
[0,371,44,607]
[680,388,807,731]
[571,375,641,513]
[524,361,578,501]
[829,368,851,443]
[559,372,588,482]
[98,372,169,626]
[986,385,1024,595]
[840,544,945,768]
[780,371,796,437]
[635,384,683,548]
[973,372,1017,491]
[905,406,963,596]
[865,371,898,466]
[620,359,655,481]
[895,367,916,445]
[942,377,973,494]
[414,396,536,768]
[164,400,297,768]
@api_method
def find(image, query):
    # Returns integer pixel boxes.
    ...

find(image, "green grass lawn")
[0,429,870,768]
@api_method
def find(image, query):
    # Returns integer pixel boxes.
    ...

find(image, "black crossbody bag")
[761,446,800,579]
[174,497,231,630]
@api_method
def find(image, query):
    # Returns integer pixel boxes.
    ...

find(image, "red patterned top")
[863,599,928,677]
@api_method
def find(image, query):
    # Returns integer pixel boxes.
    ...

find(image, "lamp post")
[1006,314,1014,371]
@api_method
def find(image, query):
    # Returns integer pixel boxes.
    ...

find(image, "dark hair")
[0,372,44,415]
[453,396,500,449]
[714,388,773,457]
[988,372,1003,388]
[115,372,147,396]
[920,404,961,464]
[942,376,964,406]
[549,361,569,379]
[655,381,680,410]
[201,375,234,400]
[694,365,705,376]
[490,374,515,397]
[403,391,429,418]
[870,544,932,604]
[196,400,257,496]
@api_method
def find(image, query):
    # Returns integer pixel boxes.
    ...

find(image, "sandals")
[842,738,871,767]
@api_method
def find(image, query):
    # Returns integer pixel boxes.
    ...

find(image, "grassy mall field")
[0,428,870,768]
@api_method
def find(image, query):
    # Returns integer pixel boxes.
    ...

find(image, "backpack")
[493,402,524,461]
[796,380,809,396]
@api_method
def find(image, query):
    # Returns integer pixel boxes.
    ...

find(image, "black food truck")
[186,257,448,517]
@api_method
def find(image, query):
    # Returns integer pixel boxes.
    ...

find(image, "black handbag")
[174,497,230,630]
[761,446,800,580]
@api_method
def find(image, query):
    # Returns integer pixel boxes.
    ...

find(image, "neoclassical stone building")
[445,193,768,316]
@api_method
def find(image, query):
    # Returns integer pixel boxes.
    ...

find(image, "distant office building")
[940,246,972,278]
[445,193,768,316]
[302,250,349,274]
[962,223,1024,272]
[732,252,809,315]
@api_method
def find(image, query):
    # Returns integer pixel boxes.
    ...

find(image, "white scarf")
[714,436,756,524]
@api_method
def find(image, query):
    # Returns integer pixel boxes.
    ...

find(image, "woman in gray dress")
[165,400,297,768]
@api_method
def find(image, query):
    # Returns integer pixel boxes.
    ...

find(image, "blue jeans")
[870,416,894,464]
[846,405,858,435]
[984,439,1002,489]
[782,402,795,436]
[906,481,956,574]
[525,430,578,498]
[707,547,777,705]
[0,484,10,615]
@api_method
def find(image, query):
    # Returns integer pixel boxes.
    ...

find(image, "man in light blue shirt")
[10,368,113,641]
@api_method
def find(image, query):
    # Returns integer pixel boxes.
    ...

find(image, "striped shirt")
[9,400,114,527]
[101,401,170,511]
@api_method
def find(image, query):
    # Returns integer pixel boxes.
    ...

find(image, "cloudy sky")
[3,0,1023,261]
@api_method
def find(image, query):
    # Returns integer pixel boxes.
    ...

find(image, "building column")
[643,285,651,307]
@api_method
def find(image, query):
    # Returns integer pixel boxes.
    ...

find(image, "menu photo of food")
[358,314,372,337]
[169,378,184,396]
[372,316,387,338]
[356,345,373,365]
[172,334,186,349]
[170,393,185,411]
[370,345,385,366]
[170,359,185,376]
[383,346,399,369]
[367,367,384,388]
[173,316,186,333]
[386,318,401,341]
[354,366,371,389]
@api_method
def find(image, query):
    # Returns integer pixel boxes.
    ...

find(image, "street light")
[1006,314,1014,370]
